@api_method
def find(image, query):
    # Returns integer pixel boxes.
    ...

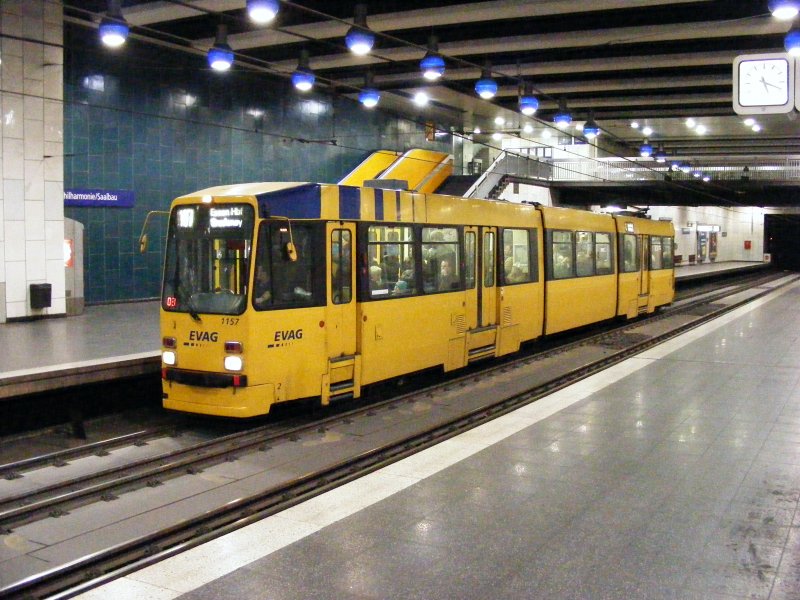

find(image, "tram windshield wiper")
[177,285,201,323]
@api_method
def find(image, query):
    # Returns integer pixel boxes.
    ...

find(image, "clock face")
[738,58,789,107]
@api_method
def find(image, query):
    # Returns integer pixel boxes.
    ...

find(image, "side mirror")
[285,242,298,262]
[138,210,169,255]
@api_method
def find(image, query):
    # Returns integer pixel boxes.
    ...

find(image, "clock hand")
[760,76,770,93]
[763,81,781,90]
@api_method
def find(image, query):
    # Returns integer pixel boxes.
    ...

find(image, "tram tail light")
[225,341,243,354]
[162,336,177,349]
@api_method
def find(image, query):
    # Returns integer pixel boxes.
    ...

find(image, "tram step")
[330,380,355,393]
[468,345,496,361]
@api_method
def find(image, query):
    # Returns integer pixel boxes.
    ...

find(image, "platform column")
[0,0,65,322]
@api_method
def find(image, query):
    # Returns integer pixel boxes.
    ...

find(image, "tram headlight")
[224,355,243,371]
[162,351,176,366]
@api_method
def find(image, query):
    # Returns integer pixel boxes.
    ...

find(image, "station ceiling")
[62,1,800,205]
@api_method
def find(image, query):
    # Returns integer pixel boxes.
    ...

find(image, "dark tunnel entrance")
[765,214,800,271]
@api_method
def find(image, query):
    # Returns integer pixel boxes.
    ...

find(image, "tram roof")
[176,182,310,199]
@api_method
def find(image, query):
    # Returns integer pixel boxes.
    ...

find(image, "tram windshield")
[162,203,254,316]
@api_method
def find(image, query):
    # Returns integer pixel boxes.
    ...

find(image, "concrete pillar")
[0,0,65,321]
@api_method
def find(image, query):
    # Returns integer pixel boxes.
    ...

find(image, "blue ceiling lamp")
[518,82,539,116]
[99,0,129,48]
[247,0,279,24]
[583,111,601,139]
[359,71,380,108]
[553,99,571,128]
[654,145,667,163]
[770,0,800,20]
[639,140,653,158]
[345,4,374,56]
[208,24,234,71]
[786,20,800,54]
[679,162,692,174]
[475,62,498,99]
[292,48,315,91]
[420,35,445,81]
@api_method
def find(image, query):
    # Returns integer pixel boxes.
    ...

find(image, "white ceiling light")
[744,118,755,126]
[542,129,552,139]
[752,123,762,132]
[642,126,653,136]
[523,123,534,134]
[473,126,481,134]
[695,124,707,134]
[413,91,429,107]
[769,0,800,20]
[494,116,505,126]
[630,121,640,129]
[685,118,696,128]
[492,132,502,140]
[247,0,279,24]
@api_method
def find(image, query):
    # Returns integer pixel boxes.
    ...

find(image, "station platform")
[0,261,771,399]
[76,275,800,599]
[674,259,768,281]
[0,301,159,399]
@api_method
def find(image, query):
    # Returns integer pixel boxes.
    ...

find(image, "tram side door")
[323,222,359,404]
[639,234,650,301]
[463,226,498,359]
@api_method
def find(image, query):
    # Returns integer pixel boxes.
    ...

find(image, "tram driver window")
[253,222,323,310]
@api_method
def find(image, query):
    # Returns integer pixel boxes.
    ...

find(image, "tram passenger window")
[502,229,531,284]
[662,237,674,268]
[621,234,639,273]
[253,222,323,310]
[551,231,573,279]
[367,225,415,298]
[331,229,351,304]
[422,227,460,293]
[650,237,663,270]
[465,232,476,289]
[576,231,594,277]
[483,231,495,287]
[595,233,613,275]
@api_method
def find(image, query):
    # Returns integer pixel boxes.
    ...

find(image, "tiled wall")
[64,27,453,304]
[0,1,65,320]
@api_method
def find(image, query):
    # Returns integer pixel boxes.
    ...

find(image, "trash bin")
[30,283,52,309]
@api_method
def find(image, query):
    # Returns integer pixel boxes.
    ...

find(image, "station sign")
[64,188,135,208]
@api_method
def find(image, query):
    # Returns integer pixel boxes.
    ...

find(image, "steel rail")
[0,271,785,528]
[4,272,797,599]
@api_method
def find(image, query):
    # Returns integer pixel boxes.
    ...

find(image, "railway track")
[0,270,794,599]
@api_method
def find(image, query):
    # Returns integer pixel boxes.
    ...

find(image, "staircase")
[464,151,553,199]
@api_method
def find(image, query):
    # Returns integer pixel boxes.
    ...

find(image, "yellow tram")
[158,182,674,417]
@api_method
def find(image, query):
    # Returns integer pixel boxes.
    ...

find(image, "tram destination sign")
[64,188,135,208]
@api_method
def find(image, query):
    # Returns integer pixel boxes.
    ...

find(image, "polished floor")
[0,301,159,379]
[76,276,800,599]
